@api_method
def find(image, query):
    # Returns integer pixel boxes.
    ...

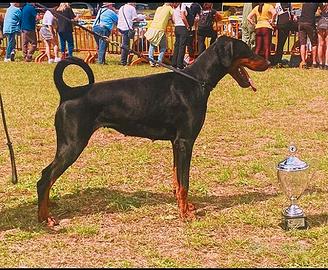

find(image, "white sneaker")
[54,57,61,63]
[48,59,54,64]
[4,58,12,62]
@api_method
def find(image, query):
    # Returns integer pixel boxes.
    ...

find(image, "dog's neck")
[184,45,229,91]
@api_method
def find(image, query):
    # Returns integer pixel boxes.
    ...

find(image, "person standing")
[144,3,173,67]
[55,2,76,59]
[185,2,201,64]
[0,14,4,46]
[39,8,61,63]
[317,3,328,70]
[3,3,22,62]
[241,3,256,50]
[298,3,321,68]
[197,2,222,55]
[117,2,139,67]
[273,2,298,66]
[92,2,118,65]
[21,2,38,62]
[247,3,276,62]
[171,3,191,69]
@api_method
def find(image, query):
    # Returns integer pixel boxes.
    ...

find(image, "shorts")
[317,17,328,30]
[298,22,318,46]
[40,26,53,41]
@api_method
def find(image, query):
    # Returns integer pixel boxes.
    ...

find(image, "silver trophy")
[277,145,310,230]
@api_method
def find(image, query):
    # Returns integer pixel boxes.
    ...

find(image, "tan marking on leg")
[172,166,179,196]
[176,186,195,221]
[38,178,59,226]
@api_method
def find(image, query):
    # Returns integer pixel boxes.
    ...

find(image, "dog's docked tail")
[54,57,95,103]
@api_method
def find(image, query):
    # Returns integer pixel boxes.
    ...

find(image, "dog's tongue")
[240,66,257,92]
[248,77,256,92]
[240,66,256,92]
[230,65,258,92]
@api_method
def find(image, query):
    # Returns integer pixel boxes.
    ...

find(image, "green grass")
[0,51,328,267]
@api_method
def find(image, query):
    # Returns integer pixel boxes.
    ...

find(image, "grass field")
[0,52,328,267]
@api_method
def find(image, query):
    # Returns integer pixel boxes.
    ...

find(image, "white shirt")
[42,10,54,26]
[173,3,191,26]
[117,4,138,31]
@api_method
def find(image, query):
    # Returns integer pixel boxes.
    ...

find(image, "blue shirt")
[21,3,37,31]
[3,4,22,34]
[93,8,118,31]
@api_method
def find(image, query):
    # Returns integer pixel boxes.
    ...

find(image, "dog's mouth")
[229,57,270,92]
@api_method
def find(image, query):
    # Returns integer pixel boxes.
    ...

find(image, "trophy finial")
[289,144,297,154]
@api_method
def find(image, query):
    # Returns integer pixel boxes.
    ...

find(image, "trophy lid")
[277,145,309,172]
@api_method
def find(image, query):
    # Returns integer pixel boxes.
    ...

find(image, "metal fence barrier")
[0,20,299,65]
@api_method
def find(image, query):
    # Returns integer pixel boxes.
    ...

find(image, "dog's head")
[215,36,270,91]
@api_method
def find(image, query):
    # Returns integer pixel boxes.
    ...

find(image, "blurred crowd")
[0,2,327,70]
[244,2,328,69]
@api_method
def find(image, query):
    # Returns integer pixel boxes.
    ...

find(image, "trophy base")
[282,216,308,230]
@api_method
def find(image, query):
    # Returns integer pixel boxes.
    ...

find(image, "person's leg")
[186,31,191,56]
[98,38,105,64]
[148,43,156,65]
[171,27,181,68]
[187,30,196,61]
[97,28,110,64]
[197,34,206,55]
[119,30,130,66]
[5,33,14,59]
[50,36,60,61]
[249,26,256,50]
[275,26,289,65]
[325,32,328,67]
[93,25,103,63]
[92,25,101,59]
[22,30,28,60]
[0,28,3,46]
[44,39,51,60]
[318,31,324,66]
[242,25,250,46]
[300,44,307,64]
[263,28,272,61]
[177,27,188,69]
[58,32,66,58]
[27,30,37,60]
[65,32,74,57]
[298,23,307,66]
[53,41,59,60]
[307,24,318,66]
[312,45,318,66]
[255,28,264,57]
[7,33,16,61]
[158,34,167,63]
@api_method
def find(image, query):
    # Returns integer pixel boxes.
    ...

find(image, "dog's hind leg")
[37,137,90,226]
[173,138,196,220]
[37,113,94,226]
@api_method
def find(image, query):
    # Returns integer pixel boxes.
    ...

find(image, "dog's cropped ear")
[218,40,234,68]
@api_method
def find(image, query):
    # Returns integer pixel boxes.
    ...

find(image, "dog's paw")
[179,203,196,222]
[46,216,59,227]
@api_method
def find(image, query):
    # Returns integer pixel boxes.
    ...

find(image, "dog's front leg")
[171,140,179,196]
[173,138,196,220]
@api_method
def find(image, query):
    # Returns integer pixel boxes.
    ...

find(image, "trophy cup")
[277,145,310,230]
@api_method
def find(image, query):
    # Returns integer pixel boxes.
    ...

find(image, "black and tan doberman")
[37,35,270,226]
